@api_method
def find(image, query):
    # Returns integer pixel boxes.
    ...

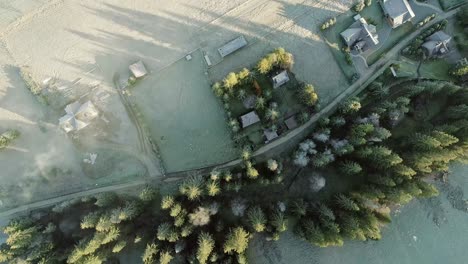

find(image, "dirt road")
[0,4,463,220]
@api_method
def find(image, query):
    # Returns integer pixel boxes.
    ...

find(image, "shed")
[284,116,299,130]
[264,129,279,143]
[240,111,260,128]
[129,61,148,78]
[272,70,290,89]
[218,36,248,58]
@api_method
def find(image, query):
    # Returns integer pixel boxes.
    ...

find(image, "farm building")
[218,36,248,58]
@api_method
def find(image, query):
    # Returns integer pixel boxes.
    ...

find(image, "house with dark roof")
[380,0,415,28]
[340,18,379,53]
[240,111,260,128]
[422,31,452,57]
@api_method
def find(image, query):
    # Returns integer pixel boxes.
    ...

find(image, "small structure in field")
[264,129,279,143]
[284,116,299,130]
[340,18,379,53]
[59,100,99,133]
[218,36,248,58]
[129,61,148,78]
[422,31,452,58]
[240,111,260,128]
[380,0,415,28]
[272,70,290,89]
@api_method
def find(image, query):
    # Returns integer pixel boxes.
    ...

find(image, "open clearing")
[0,0,354,209]
[132,51,238,172]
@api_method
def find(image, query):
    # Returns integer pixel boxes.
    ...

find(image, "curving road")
[0,6,464,220]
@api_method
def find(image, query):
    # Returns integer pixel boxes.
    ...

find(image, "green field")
[133,50,238,172]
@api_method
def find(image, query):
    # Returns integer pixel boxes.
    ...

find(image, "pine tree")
[161,196,174,210]
[81,212,101,229]
[206,180,221,196]
[431,131,459,147]
[417,181,439,197]
[290,199,308,217]
[339,161,362,175]
[157,223,172,241]
[197,232,215,264]
[159,250,173,264]
[270,210,288,232]
[335,194,360,211]
[170,203,182,217]
[247,206,267,232]
[139,186,157,202]
[179,175,204,200]
[223,227,250,254]
[112,240,127,253]
[142,243,159,264]
[94,193,118,208]
[317,203,335,222]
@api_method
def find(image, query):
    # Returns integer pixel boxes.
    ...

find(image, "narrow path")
[410,0,443,13]
[1,5,464,220]
[113,74,165,177]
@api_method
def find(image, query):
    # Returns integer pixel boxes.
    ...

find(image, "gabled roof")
[340,28,363,46]
[382,0,415,27]
[272,70,290,89]
[382,0,415,18]
[422,31,452,56]
[340,18,379,48]
[427,31,451,43]
[218,36,248,58]
[59,100,99,133]
[240,111,260,128]
[129,61,148,78]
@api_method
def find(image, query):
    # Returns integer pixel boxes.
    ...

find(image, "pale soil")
[0,0,354,210]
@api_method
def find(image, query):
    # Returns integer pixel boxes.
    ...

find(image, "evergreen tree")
[139,186,157,202]
[338,161,362,175]
[159,250,173,264]
[197,232,215,264]
[179,174,204,200]
[161,196,174,210]
[335,194,360,211]
[223,227,250,254]
[247,206,267,232]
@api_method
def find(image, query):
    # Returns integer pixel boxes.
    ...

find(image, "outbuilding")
[240,111,260,128]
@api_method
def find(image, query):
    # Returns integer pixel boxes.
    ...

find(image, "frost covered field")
[0,0,353,208]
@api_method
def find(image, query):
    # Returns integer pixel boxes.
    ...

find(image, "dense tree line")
[293,80,467,247]
[1,80,466,263]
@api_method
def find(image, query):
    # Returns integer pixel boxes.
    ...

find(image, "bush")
[321,17,337,30]
[353,1,365,12]
[300,84,319,107]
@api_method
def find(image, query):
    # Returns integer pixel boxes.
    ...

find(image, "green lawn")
[322,12,357,80]
[438,0,466,10]
[419,59,455,81]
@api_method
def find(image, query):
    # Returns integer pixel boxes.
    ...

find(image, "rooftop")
[240,111,260,128]
[129,60,148,78]
[272,70,290,89]
[218,36,248,58]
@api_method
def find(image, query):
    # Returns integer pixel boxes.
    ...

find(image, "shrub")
[353,1,365,12]
[300,84,319,107]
